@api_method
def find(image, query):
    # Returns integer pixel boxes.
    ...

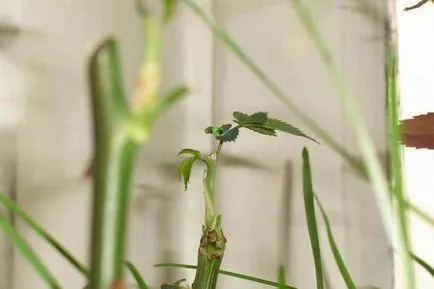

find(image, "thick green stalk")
[88,38,139,289]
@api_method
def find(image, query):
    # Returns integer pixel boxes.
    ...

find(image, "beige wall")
[0,1,392,289]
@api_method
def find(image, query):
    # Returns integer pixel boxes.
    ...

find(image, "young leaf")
[0,215,60,288]
[243,125,277,136]
[154,263,297,289]
[266,118,318,143]
[177,157,196,190]
[125,261,148,289]
[302,148,324,289]
[217,127,240,143]
[314,194,356,289]
[178,148,202,160]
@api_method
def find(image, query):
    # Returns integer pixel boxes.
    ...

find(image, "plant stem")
[88,38,138,289]
[192,141,226,289]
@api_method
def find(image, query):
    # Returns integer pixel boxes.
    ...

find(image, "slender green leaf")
[407,201,434,227]
[182,0,366,178]
[412,254,434,278]
[302,148,324,289]
[125,261,148,289]
[0,193,88,277]
[154,263,297,289]
[0,215,60,288]
[177,157,196,190]
[177,148,202,160]
[153,85,189,117]
[266,118,318,143]
[278,266,286,289]
[314,194,356,289]
[287,0,406,286]
[386,50,415,288]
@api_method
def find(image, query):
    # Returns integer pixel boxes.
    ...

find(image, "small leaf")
[220,124,232,132]
[205,126,213,134]
[243,125,277,136]
[266,118,318,143]
[177,157,196,190]
[177,148,201,160]
[217,127,239,143]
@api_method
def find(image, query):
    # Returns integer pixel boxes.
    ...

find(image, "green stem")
[88,38,138,289]
[193,141,226,289]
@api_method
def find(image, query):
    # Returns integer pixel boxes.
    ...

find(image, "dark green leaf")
[243,125,277,136]
[302,148,324,289]
[0,193,89,277]
[249,112,268,124]
[177,157,196,190]
[266,118,318,143]
[125,261,148,289]
[314,194,356,289]
[0,215,60,288]
[154,263,297,289]
[233,111,250,124]
[217,127,239,143]
[177,148,201,160]
[220,124,232,132]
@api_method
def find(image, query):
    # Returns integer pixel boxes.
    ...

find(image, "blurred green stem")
[88,38,139,289]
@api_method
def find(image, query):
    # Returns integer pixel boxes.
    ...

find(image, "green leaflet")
[177,157,197,190]
[218,127,240,142]
[266,118,318,143]
[178,148,202,159]
[125,261,148,289]
[233,111,268,125]
[243,124,277,136]
[302,148,324,289]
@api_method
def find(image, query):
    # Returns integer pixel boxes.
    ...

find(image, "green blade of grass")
[412,254,434,278]
[287,1,414,288]
[124,261,148,289]
[386,50,415,288]
[278,266,287,289]
[181,0,366,178]
[0,214,60,288]
[154,263,297,289]
[0,193,88,277]
[406,200,434,227]
[314,194,356,289]
[302,148,324,289]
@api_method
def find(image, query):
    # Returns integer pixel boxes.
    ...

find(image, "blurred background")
[0,0,430,288]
